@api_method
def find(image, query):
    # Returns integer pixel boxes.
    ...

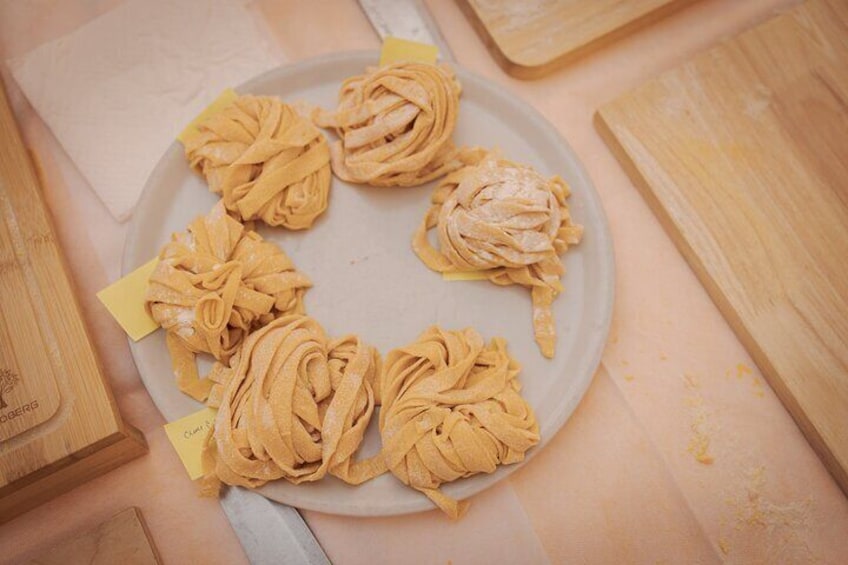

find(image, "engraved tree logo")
[0,368,20,409]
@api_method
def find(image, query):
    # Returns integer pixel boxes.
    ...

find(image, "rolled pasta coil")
[313,62,474,187]
[378,326,539,519]
[413,152,583,358]
[145,202,311,401]
[186,95,332,229]
[200,315,383,494]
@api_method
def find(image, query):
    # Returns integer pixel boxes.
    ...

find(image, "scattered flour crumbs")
[726,362,765,398]
[685,363,765,467]
[683,371,715,465]
[719,466,817,562]
[610,354,818,559]
[680,363,817,560]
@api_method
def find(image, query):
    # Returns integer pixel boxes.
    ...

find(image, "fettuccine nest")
[377,326,539,519]
[312,61,476,187]
[199,315,382,493]
[413,152,583,358]
[185,95,331,229]
[145,202,311,401]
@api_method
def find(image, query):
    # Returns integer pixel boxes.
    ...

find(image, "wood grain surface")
[596,0,848,493]
[0,77,146,523]
[456,0,695,78]
[28,507,161,565]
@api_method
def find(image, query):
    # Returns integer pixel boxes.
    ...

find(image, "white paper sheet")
[8,0,282,221]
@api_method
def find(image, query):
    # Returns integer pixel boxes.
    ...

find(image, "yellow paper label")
[442,270,493,281]
[96,257,160,341]
[380,37,439,66]
[164,407,218,480]
[177,88,239,145]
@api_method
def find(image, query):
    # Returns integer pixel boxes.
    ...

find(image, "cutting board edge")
[0,427,146,525]
[128,506,163,564]
[27,507,163,565]
[0,76,148,523]
[593,108,848,496]
[455,0,698,79]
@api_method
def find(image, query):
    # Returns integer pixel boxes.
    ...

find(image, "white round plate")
[126,51,614,516]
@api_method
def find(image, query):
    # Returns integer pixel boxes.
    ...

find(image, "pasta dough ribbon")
[378,326,539,519]
[185,95,332,229]
[313,62,474,187]
[200,315,383,494]
[145,202,311,401]
[413,152,583,358]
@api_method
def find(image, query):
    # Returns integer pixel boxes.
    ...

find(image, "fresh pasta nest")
[145,202,311,401]
[185,95,331,229]
[413,152,583,358]
[377,326,540,519]
[312,61,473,187]
[199,315,382,493]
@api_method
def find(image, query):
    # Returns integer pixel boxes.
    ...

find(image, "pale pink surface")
[2,1,847,563]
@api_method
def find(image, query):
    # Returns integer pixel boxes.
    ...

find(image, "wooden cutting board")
[0,78,146,523]
[596,0,848,493]
[28,507,161,565]
[456,0,695,78]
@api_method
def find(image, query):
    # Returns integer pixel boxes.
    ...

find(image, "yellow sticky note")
[177,88,239,145]
[96,257,159,341]
[164,407,218,480]
[380,36,438,66]
[442,270,493,281]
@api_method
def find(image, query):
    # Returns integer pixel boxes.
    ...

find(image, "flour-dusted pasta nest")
[378,326,539,519]
[312,61,476,187]
[145,202,311,401]
[413,152,583,358]
[185,95,332,229]
[199,315,382,493]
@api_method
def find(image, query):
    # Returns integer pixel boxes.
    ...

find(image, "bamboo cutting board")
[28,507,161,565]
[0,78,146,523]
[456,0,695,78]
[596,0,848,493]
